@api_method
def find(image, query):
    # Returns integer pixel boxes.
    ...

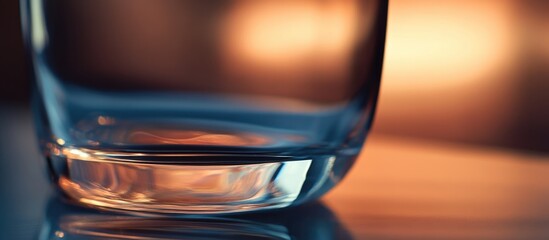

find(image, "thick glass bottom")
[47,146,356,214]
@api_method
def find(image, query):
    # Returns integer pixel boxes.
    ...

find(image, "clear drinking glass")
[21,0,387,214]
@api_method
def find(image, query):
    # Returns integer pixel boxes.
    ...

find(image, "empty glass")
[21,0,388,214]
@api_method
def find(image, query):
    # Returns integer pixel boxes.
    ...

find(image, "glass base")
[46,146,353,214]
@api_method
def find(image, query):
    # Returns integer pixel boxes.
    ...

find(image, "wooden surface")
[0,107,548,239]
[325,134,549,239]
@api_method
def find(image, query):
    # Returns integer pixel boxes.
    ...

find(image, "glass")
[21,0,388,214]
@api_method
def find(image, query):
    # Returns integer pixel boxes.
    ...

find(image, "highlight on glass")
[21,0,388,214]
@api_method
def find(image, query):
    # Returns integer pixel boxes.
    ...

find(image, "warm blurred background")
[375,0,549,152]
[1,0,548,152]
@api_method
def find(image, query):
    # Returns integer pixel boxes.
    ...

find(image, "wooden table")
[1,107,548,239]
[325,134,549,239]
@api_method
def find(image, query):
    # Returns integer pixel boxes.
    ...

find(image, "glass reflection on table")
[41,197,352,240]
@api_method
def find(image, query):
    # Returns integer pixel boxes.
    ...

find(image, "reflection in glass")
[41,197,352,240]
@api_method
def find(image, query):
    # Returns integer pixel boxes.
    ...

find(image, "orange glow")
[222,1,359,69]
[97,116,115,126]
[218,1,363,84]
[374,0,521,145]
[218,0,380,103]
[383,0,516,92]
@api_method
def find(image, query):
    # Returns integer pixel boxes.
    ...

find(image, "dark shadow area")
[0,0,29,104]
[502,0,549,152]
